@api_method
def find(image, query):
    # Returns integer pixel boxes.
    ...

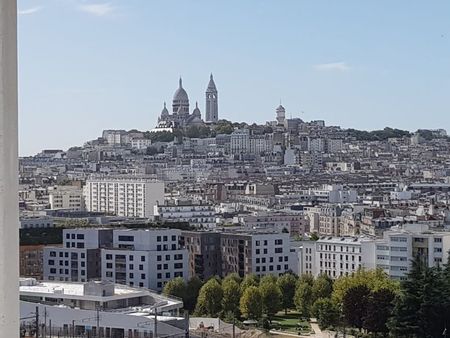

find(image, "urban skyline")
[18,0,450,155]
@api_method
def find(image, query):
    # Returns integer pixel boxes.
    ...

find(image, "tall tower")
[276,104,286,125]
[205,73,218,123]
[0,1,20,336]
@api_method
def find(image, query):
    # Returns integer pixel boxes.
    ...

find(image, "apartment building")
[154,200,216,229]
[181,231,222,279]
[301,237,365,278]
[44,229,113,282]
[83,176,164,218]
[362,224,450,280]
[101,229,188,291]
[221,231,294,278]
[306,205,343,236]
[48,185,84,211]
[236,212,309,237]
[230,129,250,154]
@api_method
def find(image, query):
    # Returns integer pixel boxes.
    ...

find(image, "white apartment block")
[84,176,164,218]
[306,205,343,236]
[131,137,152,150]
[44,229,113,282]
[102,229,188,291]
[309,184,357,204]
[154,201,216,229]
[48,185,84,210]
[301,237,365,278]
[230,129,250,154]
[362,224,450,280]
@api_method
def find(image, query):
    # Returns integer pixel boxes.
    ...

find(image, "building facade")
[83,176,164,218]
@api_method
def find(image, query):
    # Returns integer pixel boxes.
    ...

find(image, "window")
[157,273,162,279]
[435,238,443,243]
[118,235,134,242]
[174,254,183,260]
[129,255,134,261]
[256,249,260,254]
[157,282,162,288]
[157,264,162,270]
[141,256,145,262]
[50,268,56,274]
[129,264,134,270]
[157,236,161,242]
[256,240,260,246]
[157,255,162,261]
[157,245,161,251]
[256,258,260,263]
[174,271,183,277]
[277,265,281,270]
[139,282,144,287]
[275,248,283,253]
[129,273,134,278]
[263,248,268,254]
[106,254,112,260]
[174,263,183,269]
[106,263,112,269]
[165,255,170,261]
[172,235,176,241]
[81,253,85,259]
[48,260,55,266]
[275,239,283,245]
[278,257,283,262]
[106,271,113,277]
[76,234,84,240]
[141,274,146,279]
[76,243,84,248]
[139,264,144,270]
[164,264,168,269]
[166,272,171,278]
[50,251,56,257]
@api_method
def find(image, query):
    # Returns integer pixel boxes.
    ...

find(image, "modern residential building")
[43,228,113,282]
[181,231,222,279]
[83,176,165,218]
[221,231,294,277]
[101,229,189,291]
[230,129,250,154]
[362,224,450,280]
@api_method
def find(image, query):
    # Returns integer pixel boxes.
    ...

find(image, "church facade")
[155,75,219,130]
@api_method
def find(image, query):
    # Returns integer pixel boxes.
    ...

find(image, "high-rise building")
[276,104,286,125]
[83,176,165,218]
[205,74,218,123]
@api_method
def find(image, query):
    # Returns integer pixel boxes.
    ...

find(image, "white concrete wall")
[0,1,19,335]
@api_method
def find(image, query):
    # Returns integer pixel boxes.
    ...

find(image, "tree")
[184,276,203,312]
[312,274,333,301]
[311,298,340,330]
[240,286,262,320]
[363,288,396,335]
[195,278,223,317]
[223,273,242,285]
[162,277,186,299]
[294,282,313,318]
[259,278,282,322]
[221,278,241,318]
[298,274,314,287]
[240,274,259,293]
[277,273,297,314]
[342,284,371,330]
[388,257,426,337]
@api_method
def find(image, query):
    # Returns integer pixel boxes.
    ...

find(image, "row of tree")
[163,256,450,337]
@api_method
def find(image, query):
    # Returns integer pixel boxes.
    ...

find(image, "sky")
[18,0,450,156]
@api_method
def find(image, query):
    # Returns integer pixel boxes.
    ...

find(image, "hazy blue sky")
[18,0,450,155]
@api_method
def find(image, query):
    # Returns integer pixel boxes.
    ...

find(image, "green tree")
[195,278,223,317]
[277,273,297,314]
[221,278,241,318]
[223,273,242,285]
[311,298,340,330]
[162,277,186,299]
[363,288,396,336]
[259,278,282,322]
[342,284,370,330]
[312,274,333,301]
[298,274,314,287]
[388,257,426,337]
[240,274,259,293]
[294,281,313,318]
[240,286,263,320]
[184,276,203,313]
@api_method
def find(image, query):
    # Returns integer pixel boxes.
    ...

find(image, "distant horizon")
[18,1,450,155]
